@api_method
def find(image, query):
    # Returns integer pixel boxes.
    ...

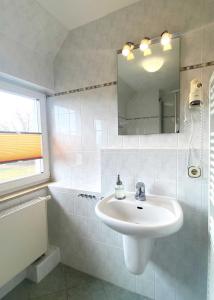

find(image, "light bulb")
[127,52,135,61]
[140,38,152,56]
[143,48,152,56]
[161,31,172,50]
[122,45,130,57]
[140,38,151,51]
[163,43,172,51]
[122,42,134,57]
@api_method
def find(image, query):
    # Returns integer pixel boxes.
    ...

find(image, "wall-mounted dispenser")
[189,79,203,107]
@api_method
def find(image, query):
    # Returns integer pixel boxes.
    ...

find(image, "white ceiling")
[0,0,68,60]
[36,0,140,30]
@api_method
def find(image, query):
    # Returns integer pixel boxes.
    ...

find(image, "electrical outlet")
[188,166,201,178]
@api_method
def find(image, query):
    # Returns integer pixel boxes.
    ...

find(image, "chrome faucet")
[135,182,146,201]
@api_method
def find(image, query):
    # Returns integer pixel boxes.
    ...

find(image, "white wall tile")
[47,1,212,299]
[136,262,155,299]
[181,28,203,67]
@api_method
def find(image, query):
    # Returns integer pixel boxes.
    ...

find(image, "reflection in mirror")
[117,38,180,135]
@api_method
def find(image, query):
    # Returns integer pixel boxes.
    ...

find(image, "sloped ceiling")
[0,0,68,60]
[36,0,140,30]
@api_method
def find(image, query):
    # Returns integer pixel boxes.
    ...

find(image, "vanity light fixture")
[140,37,152,56]
[122,42,135,60]
[161,31,172,51]
[121,31,174,61]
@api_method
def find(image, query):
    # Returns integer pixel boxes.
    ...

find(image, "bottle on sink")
[115,174,126,200]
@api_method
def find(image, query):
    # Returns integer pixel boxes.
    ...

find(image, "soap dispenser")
[115,174,125,200]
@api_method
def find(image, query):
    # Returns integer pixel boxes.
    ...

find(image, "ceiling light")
[142,57,164,72]
[122,42,134,57]
[161,31,172,51]
[140,38,152,56]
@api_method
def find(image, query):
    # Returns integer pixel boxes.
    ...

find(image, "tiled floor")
[2,264,149,300]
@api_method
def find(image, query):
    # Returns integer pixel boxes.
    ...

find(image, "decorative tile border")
[180,61,214,71]
[47,81,117,98]
[48,61,214,98]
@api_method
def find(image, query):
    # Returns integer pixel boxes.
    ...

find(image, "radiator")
[208,72,214,300]
[0,196,50,287]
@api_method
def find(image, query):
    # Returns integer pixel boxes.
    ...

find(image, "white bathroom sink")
[95,193,183,238]
[95,193,183,274]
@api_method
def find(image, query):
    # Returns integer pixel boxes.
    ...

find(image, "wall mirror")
[117,38,180,135]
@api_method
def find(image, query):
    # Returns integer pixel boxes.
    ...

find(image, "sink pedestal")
[123,236,154,274]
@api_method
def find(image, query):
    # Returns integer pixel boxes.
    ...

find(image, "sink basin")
[95,193,183,274]
[95,193,183,238]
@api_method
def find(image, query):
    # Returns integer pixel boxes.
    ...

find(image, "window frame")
[0,80,50,196]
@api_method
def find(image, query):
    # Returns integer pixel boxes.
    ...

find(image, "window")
[0,80,50,195]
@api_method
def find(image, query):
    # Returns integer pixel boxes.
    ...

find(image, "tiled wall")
[47,0,214,299]
[48,147,208,300]
[48,1,214,189]
[101,148,208,299]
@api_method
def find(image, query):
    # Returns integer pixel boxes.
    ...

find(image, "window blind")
[0,133,43,163]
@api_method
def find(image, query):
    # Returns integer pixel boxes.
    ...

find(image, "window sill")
[0,180,52,203]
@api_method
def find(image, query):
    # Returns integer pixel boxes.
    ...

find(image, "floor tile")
[64,265,93,289]
[103,282,146,300]
[2,264,149,300]
[2,280,30,300]
[33,290,67,300]
[66,267,107,300]
[67,286,107,300]
[28,264,66,299]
